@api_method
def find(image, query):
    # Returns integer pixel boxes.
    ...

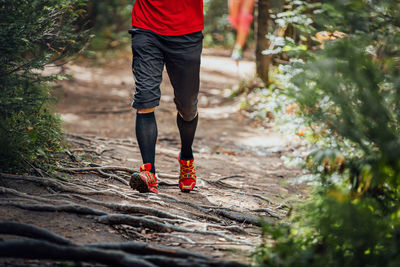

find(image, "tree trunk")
[255,0,271,84]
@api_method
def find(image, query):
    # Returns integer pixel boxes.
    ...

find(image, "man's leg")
[236,0,255,48]
[131,29,164,174]
[231,0,255,60]
[130,108,159,193]
[164,32,202,160]
[136,108,157,174]
[130,29,164,193]
[164,31,203,192]
[176,112,198,160]
[228,0,241,29]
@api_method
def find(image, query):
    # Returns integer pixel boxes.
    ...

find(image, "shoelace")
[180,163,196,179]
[144,172,157,184]
[139,165,157,184]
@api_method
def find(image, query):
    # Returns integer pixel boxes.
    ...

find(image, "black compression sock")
[135,112,157,174]
[177,113,198,160]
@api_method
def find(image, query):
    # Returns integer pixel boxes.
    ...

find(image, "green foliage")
[85,0,133,52]
[291,38,400,190]
[252,0,400,266]
[0,0,89,172]
[203,0,236,47]
[262,0,319,57]
[255,192,400,267]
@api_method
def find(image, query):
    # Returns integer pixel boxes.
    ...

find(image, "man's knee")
[178,109,198,121]
[137,107,156,114]
[175,97,198,121]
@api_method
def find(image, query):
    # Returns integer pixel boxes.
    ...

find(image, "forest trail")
[1,50,306,265]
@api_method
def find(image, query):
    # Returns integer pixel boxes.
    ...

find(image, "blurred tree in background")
[255,0,272,83]
[84,0,133,52]
[0,0,89,172]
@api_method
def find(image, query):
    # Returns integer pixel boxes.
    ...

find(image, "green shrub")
[0,0,88,172]
[254,1,400,266]
[255,191,400,267]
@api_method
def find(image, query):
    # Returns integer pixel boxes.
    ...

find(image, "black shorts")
[129,27,203,121]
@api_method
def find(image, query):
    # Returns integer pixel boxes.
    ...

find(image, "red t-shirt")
[131,0,204,36]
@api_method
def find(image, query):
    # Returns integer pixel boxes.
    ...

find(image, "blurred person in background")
[128,1,204,194]
[228,0,255,60]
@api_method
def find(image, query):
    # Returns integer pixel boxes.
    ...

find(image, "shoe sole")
[130,173,150,193]
[179,180,195,193]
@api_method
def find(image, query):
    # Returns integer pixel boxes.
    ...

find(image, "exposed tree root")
[0,221,247,266]
[205,224,248,235]
[97,214,194,233]
[141,255,247,267]
[71,194,193,221]
[230,190,281,206]
[253,208,284,220]
[0,239,246,267]
[0,186,71,205]
[0,187,250,242]
[0,173,138,201]
[0,240,155,267]
[2,187,209,227]
[26,161,281,226]
[0,221,71,245]
[158,193,263,226]
[0,165,270,260]
[27,163,273,227]
[58,166,131,186]
[64,132,98,143]
[212,209,263,227]
[157,193,210,213]
[87,241,207,259]
[0,202,107,216]
[58,166,177,179]
[157,233,196,244]
[70,147,114,155]
[204,179,241,189]
[180,209,225,224]
[141,216,248,235]
[1,173,101,195]
[59,166,136,174]
[2,200,250,241]
[1,173,262,241]
[98,214,250,244]
[207,175,245,183]
[1,191,201,229]
[97,169,129,185]
[141,215,188,225]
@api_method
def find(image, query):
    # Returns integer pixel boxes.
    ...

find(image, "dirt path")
[1,50,306,265]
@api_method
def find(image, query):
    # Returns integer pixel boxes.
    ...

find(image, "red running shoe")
[179,157,197,193]
[130,163,158,194]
